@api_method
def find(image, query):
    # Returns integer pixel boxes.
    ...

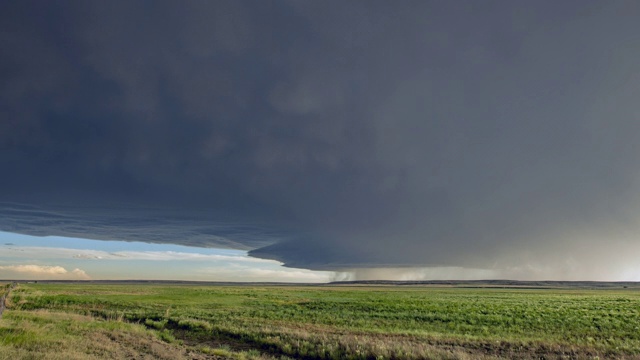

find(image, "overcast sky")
[2,1,640,281]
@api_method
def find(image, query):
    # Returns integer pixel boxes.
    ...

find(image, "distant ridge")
[329,279,640,289]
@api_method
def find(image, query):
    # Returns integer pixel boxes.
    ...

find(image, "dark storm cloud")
[2,0,640,276]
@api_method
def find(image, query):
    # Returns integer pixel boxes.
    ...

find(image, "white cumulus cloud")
[0,264,91,280]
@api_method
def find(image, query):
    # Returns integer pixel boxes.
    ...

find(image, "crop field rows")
[1,283,640,359]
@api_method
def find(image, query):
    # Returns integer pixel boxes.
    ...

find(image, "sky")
[0,231,332,282]
[2,1,640,281]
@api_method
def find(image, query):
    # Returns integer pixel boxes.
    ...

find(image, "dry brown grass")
[0,310,215,359]
[0,309,289,360]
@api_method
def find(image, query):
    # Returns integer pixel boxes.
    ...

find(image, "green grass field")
[2,282,640,359]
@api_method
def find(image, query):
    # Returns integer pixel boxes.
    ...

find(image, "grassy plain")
[2,282,640,359]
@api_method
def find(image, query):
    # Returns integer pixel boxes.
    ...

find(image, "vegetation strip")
[0,283,16,318]
[4,282,640,359]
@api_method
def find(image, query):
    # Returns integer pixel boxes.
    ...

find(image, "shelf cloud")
[2,1,640,278]
[2,245,280,263]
